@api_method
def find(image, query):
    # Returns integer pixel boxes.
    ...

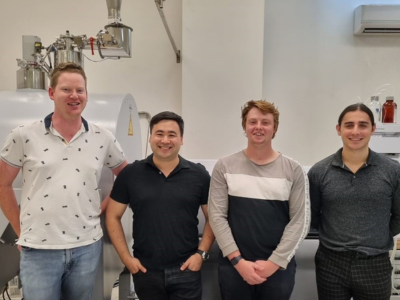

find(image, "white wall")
[182,0,265,159]
[2,1,400,165]
[0,0,182,158]
[182,0,400,166]
[262,0,400,165]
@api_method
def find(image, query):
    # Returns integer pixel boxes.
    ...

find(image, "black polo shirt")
[110,154,210,270]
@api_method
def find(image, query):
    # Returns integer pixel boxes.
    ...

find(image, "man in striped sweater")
[209,100,310,300]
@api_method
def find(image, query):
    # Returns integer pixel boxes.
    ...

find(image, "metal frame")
[155,0,181,63]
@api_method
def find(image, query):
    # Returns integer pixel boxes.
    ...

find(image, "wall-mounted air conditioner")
[354,5,400,35]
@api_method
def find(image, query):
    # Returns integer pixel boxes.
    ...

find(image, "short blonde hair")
[50,62,87,89]
[241,100,280,138]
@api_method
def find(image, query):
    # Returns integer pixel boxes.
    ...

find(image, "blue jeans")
[20,239,102,300]
[218,256,296,300]
[132,264,202,300]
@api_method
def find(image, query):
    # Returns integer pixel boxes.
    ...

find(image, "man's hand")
[180,253,203,271]
[123,256,147,274]
[255,260,279,278]
[235,259,266,285]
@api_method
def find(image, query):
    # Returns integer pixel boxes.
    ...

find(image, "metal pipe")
[139,111,151,158]
[106,0,122,22]
[154,0,181,63]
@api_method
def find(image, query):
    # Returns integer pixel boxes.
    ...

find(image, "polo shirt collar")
[331,147,378,168]
[145,154,190,172]
[44,113,89,131]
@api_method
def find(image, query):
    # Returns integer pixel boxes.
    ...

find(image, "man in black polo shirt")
[106,111,214,300]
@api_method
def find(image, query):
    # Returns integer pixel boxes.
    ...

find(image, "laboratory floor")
[4,277,120,300]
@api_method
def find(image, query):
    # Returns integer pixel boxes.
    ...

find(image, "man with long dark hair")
[309,103,400,300]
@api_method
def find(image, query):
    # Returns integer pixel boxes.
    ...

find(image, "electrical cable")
[2,283,11,300]
[5,288,10,300]
[113,279,119,288]
[83,54,118,63]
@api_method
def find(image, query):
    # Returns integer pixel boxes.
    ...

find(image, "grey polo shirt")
[308,148,400,255]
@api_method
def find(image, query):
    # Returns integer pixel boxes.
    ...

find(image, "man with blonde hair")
[0,62,127,300]
[209,100,310,300]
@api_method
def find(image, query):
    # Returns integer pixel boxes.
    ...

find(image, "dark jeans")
[132,264,202,300]
[218,256,296,300]
[315,244,392,300]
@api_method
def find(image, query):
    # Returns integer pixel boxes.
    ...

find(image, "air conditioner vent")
[354,5,400,36]
[363,28,400,33]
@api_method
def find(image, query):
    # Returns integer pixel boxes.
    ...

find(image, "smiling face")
[48,72,88,121]
[149,120,183,162]
[245,107,276,147]
[336,110,376,152]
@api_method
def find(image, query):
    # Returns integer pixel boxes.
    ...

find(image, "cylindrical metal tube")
[54,50,83,68]
[16,68,47,90]
[106,0,121,21]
